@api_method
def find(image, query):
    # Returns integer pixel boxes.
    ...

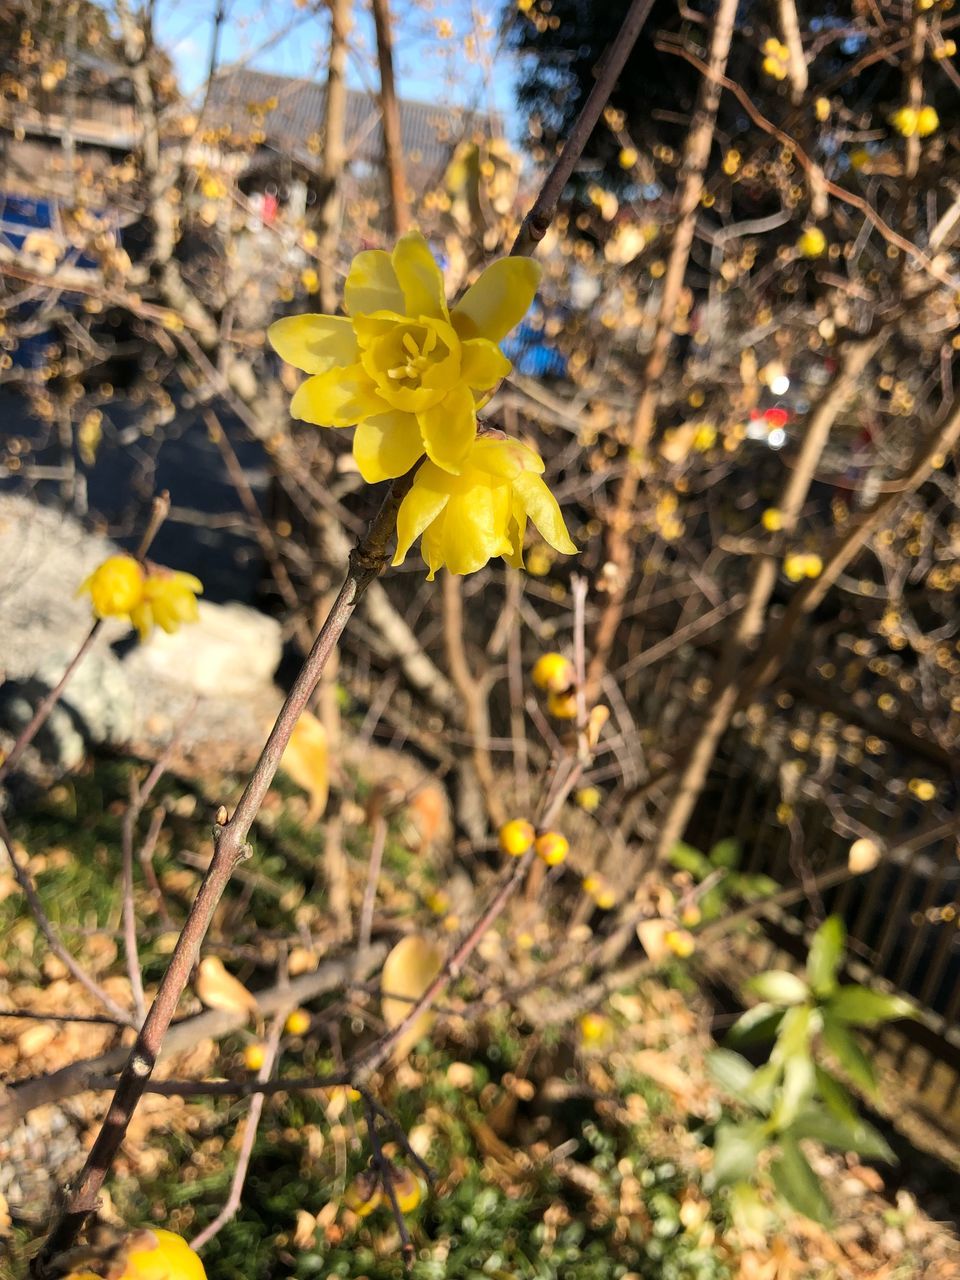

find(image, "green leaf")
[788,1107,895,1162]
[708,838,741,870]
[736,873,779,899]
[668,841,712,879]
[827,985,916,1027]
[728,1182,775,1237]
[707,1049,759,1105]
[772,1004,815,1062]
[744,1060,781,1111]
[806,915,846,998]
[814,1065,858,1124]
[712,1121,767,1187]
[772,1050,816,1130]
[725,1002,784,1050]
[699,886,725,921]
[821,1014,877,1095]
[745,970,810,1007]
[771,1134,833,1225]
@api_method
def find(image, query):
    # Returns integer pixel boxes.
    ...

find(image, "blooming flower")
[391,435,575,579]
[64,1229,206,1280]
[268,231,541,480]
[79,555,145,619]
[129,569,203,640]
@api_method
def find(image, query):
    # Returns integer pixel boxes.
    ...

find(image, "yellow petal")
[393,462,452,565]
[195,956,259,1017]
[391,231,448,319]
[513,473,577,555]
[268,314,358,373]
[452,256,541,342]
[344,249,405,316]
[353,411,425,483]
[417,382,476,474]
[439,484,513,575]
[279,709,328,824]
[472,436,544,481]
[460,337,512,392]
[290,364,386,426]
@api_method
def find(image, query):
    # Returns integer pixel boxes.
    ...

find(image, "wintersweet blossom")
[63,1229,206,1280]
[268,231,541,480]
[129,569,203,640]
[391,436,576,579]
[77,555,203,640]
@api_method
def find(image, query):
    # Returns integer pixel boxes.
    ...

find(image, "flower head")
[392,435,575,579]
[797,226,827,259]
[269,232,541,479]
[64,1229,206,1280]
[79,555,145,618]
[129,569,203,640]
[79,557,202,641]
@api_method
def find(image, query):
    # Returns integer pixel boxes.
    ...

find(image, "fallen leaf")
[195,956,259,1018]
[279,710,329,824]
[381,935,444,1063]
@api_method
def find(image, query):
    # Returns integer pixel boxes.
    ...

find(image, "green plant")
[669,839,777,922]
[707,915,914,1226]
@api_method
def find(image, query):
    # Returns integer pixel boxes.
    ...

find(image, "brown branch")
[510,0,657,256]
[318,0,352,313]
[372,0,410,235]
[589,0,740,693]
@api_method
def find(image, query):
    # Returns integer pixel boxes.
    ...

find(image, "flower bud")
[499,819,535,856]
[535,831,569,867]
[532,652,575,693]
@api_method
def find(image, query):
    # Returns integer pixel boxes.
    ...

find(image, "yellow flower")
[815,96,831,122]
[909,777,937,801]
[575,786,602,812]
[665,928,696,958]
[891,106,918,137]
[579,1012,612,1046]
[391,1167,422,1213]
[269,231,541,479]
[532,651,575,692]
[243,1043,265,1071]
[783,552,822,582]
[79,554,145,619]
[582,873,616,909]
[547,689,578,719]
[535,830,569,866]
[66,1229,207,1280]
[391,436,575,579]
[344,1170,382,1218]
[761,507,783,532]
[285,1008,311,1035]
[916,105,939,137]
[797,226,827,258]
[618,147,638,169]
[130,569,203,641]
[499,818,535,856]
[762,54,788,80]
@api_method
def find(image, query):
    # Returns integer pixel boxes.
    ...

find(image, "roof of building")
[206,68,498,180]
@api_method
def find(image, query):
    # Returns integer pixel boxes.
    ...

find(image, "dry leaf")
[293,1209,317,1249]
[195,956,259,1018]
[636,917,673,963]
[381,935,444,1063]
[279,709,329,824]
[848,837,881,874]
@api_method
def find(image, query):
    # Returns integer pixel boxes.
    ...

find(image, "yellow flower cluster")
[783,552,823,582]
[78,555,203,640]
[269,232,576,578]
[762,37,790,80]
[498,819,570,866]
[890,105,939,137]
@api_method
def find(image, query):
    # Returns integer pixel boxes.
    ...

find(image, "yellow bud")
[681,904,702,927]
[344,1170,382,1217]
[762,55,788,79]
[547,689,578,719]
[499,818,535,857]
[909,778,937,801]
[532,651,575,692]
[575,786,602,812]
[665,929,696,958]
[391,1167,422,1213]
[916,105,939,137]
[243,1043,266,1071]
[815,96,831,121]
[285,1008,310,1036]
[535,831,570,867]
[579,1012,611,1045]
[300,267,319,292]
[78,554,145,618]
[797,226,827,258]
[761,508,783,532]
[618,147,638,169]
[891,106,918,137]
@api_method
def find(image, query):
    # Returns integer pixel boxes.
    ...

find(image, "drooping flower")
[268,231,541,480]
[129,569,203,640]
[78,556,203,640]
[391,436,575,579]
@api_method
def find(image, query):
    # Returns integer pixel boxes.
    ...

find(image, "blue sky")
[152,0,517,122]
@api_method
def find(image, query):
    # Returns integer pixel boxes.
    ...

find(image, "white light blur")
[768,428,787,449]
[769,373,791,396]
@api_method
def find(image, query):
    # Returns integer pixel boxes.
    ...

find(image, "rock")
[0,494,283,775]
